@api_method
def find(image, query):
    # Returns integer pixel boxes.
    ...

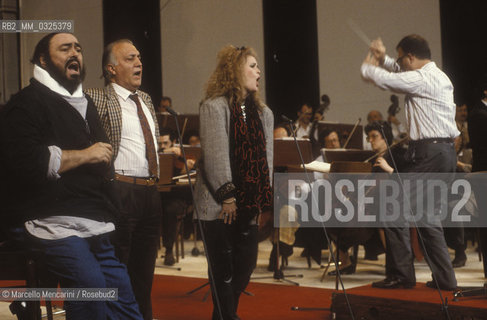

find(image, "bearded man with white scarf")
[0,33,143,320]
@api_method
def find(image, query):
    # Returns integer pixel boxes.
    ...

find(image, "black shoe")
[425,280,456,291]
[372,277,415,289]
[328,263,356,276]
[364,253,379,261]
[451,252,467,268]
[164,252,175,266]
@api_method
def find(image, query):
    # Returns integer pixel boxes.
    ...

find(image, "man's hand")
[59,142,113,174]
[370,37,386,64]
[84,142,113,165]
[363,51,379,66]
[163,146,181,156]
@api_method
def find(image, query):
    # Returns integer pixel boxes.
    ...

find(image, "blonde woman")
[195,45,273,320]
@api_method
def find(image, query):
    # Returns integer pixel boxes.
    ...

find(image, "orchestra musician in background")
[158,95,172,114]
[158,127,195,266]
[294,103,313,138]
[328,122,401,276]
[366,121,408,174]
[195,45,273,320]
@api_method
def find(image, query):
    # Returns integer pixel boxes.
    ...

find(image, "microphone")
[281,114,307,170]
[281,114,292,122]
[165,106,179,117]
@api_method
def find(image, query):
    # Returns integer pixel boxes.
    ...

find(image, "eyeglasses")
[366,133,382,142]
[396,55,406,65]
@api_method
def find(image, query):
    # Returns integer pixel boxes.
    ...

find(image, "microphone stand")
[379,125,451,320]
[166,107,224,320]
[278,115,355,319]
[250,117,304,286]
[250,228,304,286]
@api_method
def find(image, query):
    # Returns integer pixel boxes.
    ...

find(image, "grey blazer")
[194,96,274,221]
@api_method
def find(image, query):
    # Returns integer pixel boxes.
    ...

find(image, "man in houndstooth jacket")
[85,39,161,320]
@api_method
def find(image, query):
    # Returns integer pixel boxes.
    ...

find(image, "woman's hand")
[219,198,237,224]
[374,156,394,173]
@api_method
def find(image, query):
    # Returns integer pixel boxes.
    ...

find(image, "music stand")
[251,139,314,285]
[157,113,199,134]
[320,161,372,289]
[180,146,201,255]
[158,153,175,185]
[182,146,202,162]
[156,153,184,270]
[322,149,375,163]
[274,138,314,166]
[317,121,364,149]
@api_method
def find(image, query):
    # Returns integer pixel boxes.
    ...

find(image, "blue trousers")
[23,231,143,320]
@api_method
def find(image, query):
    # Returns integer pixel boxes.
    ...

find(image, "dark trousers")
[112,181,162,320]
[444,227,465,252]
[471,175,487,277]
[384,141,457,289]
[203,220,258,320]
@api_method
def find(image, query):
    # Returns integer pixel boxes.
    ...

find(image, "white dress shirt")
[361,55,460,140]
[294,121,311,138]
[112,83,159,177]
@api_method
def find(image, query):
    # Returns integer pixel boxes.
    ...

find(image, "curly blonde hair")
[204,45,263,109]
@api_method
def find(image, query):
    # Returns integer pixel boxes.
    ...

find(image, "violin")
[363,136,409,163]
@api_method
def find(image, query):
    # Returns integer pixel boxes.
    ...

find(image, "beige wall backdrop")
[160,0,265,114]
[19,0,104,89]
[317,0,441,124]
[160,0,441,122]
[16,0,441,124]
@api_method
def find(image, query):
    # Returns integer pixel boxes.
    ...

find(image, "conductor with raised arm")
[361,35,459,291]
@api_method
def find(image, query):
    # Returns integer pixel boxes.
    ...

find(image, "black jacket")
[0,79,118,226]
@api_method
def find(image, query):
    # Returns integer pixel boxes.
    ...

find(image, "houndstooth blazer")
[84,83,160,161]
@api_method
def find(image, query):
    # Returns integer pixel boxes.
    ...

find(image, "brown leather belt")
[114,173,157,186]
